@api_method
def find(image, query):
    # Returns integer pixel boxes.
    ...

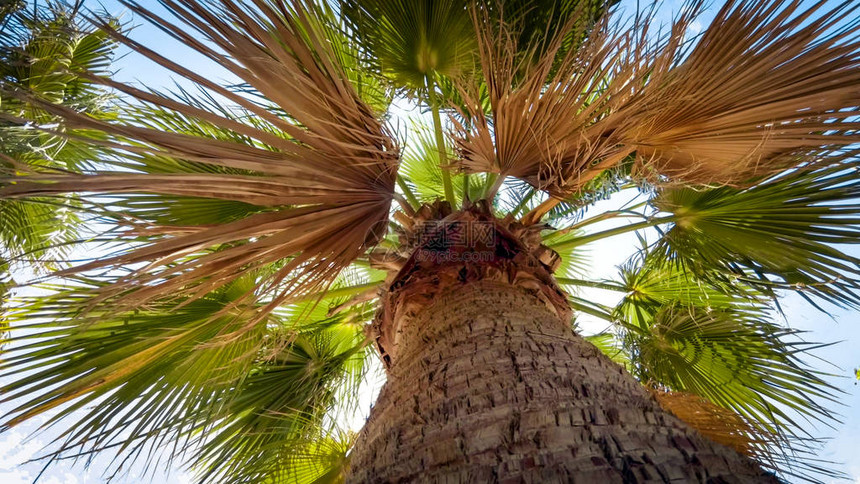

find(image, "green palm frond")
[0,276,268,433]
[340,0,615,94]
[189,322,367,484]
[399,121,486,205]
[626,304,839,479]
[0,257,8,348]
[651,161,860,309]
[0,4,118,120]
[624,303,838,431]
[583,332,629,367]
[611,255,840,477]
[0,198,77,265]
[0,268,376,483]
[615,256,765,327]
[340,0,476,92]
[0,4,118,270]
[541,229,589,278]
[272,430,354,484]
[567,293,614,322]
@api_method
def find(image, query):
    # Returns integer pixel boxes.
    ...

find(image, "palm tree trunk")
[348,279,779,483]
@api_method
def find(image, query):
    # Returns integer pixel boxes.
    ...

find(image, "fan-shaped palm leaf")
[609,255,839,478]
[623,0,860,184]
[626,303,839,480]
[583,331,629,366]
[268,429,354,484]
[0,266,376,483]
[0,257,8,348]
[652,161,860,309]
[451,3,644,198]
[454,0,860,201]
[0,0,399,320]
[399,121,488,205]
[1,3,117,122]
[340,0,476,91]
[188,322,367,484]
[615,255,766,326]
[541,228,590,278]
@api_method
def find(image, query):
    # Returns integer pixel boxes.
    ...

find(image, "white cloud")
[0,430,46,471]
[0,468,34,484]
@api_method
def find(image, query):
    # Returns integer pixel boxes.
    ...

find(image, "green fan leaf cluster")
[601,255,841,480]
[653,161,860,309]
[0,269,374,483]
[1,1,119,270]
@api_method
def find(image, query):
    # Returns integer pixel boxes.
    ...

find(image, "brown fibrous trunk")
[349,204,779,483]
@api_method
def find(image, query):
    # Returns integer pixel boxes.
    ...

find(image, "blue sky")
[1,0,858,482]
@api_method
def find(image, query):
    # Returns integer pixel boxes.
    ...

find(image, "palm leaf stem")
[618,197,647,211]
[522,196,561,225]
[568,296,615,322]
[392,192,415,216]
[483,173,503,201]
[396,176,420,209]
[551,215,675,250]
[556,207,650,235]
[557,278,629,292]
[425,75,455,205]
[511,189,537,217]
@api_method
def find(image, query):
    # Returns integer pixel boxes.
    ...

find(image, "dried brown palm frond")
[454,0,860,201]
[625,0,860,184]
[450,4,651,198]
[650,388,776,462]
[0,0,399,322]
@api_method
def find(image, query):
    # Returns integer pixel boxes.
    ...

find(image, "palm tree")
[0,0,858,482]
[0,0,119,272]
[0,0,118,354]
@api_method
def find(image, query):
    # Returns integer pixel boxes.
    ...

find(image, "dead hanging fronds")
[0,0,399,322]
[453,0,860,198]
[651,389,776,463]
[451,3,651,198]
[625,0,860,184]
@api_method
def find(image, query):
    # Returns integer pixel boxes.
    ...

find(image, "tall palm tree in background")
[1,0,118,347]
[1,0,117,271]
[0,0,858,482]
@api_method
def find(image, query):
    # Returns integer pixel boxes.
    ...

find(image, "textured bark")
[348,280,779,483]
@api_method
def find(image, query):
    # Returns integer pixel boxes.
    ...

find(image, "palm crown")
[0,0,858,482]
